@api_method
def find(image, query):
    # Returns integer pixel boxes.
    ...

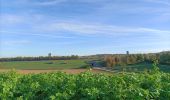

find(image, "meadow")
[0,59,170,73]
[114,63,170,73]
[0,60,87,70]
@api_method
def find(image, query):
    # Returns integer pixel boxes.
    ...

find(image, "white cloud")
[0,31,75,39]
[144,0,170,6]
[1,13,170,39]
[40,22,170,37]
[32,0,67,6]
[0,14,24,25]
[99,2,170,15]
[31,33,75,39]
[2,40,31,45]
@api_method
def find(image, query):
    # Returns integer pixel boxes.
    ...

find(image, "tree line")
[104,51,170,67]
[0,55,79,62]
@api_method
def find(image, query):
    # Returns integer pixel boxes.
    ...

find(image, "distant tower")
[126,51,129,64]
[48,53,52,57]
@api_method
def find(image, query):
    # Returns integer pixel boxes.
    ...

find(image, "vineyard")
[0,69,170,100]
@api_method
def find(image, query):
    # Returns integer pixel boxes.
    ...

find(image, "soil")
[0,68,109,74]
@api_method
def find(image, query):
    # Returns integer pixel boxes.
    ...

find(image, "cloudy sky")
[0,0,170,57]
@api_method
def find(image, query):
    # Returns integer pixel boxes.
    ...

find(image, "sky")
[0,0,170,57]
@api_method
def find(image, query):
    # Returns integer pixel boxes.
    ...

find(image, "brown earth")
[0,68,110,74]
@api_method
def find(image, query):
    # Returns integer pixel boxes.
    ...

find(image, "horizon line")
[0,50,169,58]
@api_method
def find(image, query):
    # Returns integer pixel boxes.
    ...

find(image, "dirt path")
[0,68,110,74]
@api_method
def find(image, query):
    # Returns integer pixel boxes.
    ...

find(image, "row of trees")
[104,51,170,67]
[0,55,79,62]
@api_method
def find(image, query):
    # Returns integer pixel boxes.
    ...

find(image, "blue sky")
[0,0,170,57]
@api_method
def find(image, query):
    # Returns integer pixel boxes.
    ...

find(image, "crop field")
[0,70,170,99]
[0,60,87,70]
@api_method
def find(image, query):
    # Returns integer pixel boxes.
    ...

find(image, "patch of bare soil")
[0,69,109,74]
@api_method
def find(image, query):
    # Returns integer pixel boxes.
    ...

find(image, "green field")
[0,60,87,70]
[114,63,170,72]
[0,60,170,73]
[1,71,170,99]
[128,63,170,72]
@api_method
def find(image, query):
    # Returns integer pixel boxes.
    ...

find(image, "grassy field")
[0,59,87,70]
[114,62,170,72]
[0,60,170,73]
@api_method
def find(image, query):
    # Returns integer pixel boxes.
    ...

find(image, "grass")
[0,59,87,70]
[1,60,169,73]
[114,62,170,72]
